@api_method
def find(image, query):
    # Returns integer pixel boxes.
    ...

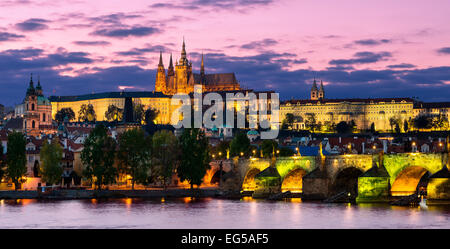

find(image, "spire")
[169,53,173,68]
[29,73,34,87]
[319,80,324,91]
[200,52,205,76]
[181,37,186,60]
[168,53,174,76]
[158,51,164,67]
[311,77,318,91]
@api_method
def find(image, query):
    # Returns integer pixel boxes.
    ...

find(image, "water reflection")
[0,198,449,229]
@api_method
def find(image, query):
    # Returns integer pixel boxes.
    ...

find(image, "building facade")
[50,92,176,124]
[281,80,416,131]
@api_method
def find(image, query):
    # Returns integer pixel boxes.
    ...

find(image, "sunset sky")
[0,0,449,106]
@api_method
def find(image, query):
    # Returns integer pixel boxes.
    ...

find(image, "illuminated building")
[280,80,416,131]
[14,75,53,136]
[155,39,241,95]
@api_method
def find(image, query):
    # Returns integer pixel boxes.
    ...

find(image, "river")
[0,198,449,229]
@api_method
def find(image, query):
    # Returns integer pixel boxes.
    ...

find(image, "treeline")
[54,104,159,123]
[81,125,210,190]
[0,127,210,190]
[282,113,450,133]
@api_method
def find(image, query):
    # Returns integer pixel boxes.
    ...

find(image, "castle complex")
[6,40,446,133]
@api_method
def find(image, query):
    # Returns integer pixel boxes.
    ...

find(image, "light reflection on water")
[0,198,449,229]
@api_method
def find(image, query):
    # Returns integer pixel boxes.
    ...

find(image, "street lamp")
[240,152,244,157]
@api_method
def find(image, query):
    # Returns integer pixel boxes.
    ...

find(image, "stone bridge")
[207,152,450,203]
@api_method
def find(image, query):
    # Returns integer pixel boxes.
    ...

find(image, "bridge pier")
[426,166,450,204]
[356,163,390,203]
[301,168,331,200]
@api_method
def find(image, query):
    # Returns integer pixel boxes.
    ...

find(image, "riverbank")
[0,188,223,200]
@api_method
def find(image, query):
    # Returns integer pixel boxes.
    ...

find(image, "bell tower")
[311,78,319,100]
[318,80,325,99]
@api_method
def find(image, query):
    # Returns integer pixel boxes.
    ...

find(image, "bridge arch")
[210,169,226,184]
[281,168,307,193]
[331,167,364,196]
[391,166,430,196]
[242,168,261,192]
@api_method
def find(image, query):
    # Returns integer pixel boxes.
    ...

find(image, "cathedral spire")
[181,37,186,59]
[158,51,164,67]
[200,52,205,76]
[311,77,318,91]
[168,53,174,76]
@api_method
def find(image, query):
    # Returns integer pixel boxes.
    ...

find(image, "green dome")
[37,96,51,106]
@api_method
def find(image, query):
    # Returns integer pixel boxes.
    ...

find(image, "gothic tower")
[318,80,325,99]
[155,51,166,93]
[174,38,193,94]
[311,78,318,100]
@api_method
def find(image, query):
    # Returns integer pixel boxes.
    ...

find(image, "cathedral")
[15,75,53,136]
[155,40,241,94]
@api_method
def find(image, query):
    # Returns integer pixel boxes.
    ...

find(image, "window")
[32,120,35,128]
[43,113,46,122]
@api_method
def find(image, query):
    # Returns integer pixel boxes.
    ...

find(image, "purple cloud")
[15,18,50,31]
[73,41,111,46]
[0,32,25,41]
[329,51,392,65]
[437,47,450,54]
[387,63,416,69]
[354,39,391,46]
[90,26,160,38]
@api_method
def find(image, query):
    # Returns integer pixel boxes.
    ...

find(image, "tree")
[117,128,152,190]
[395,123,401,134]
[55,108,75,123]
[336,121,352,134]
[40,139,63,185]
[229,131,251,157]
[282,113,295,130]
[432,114,449,131]
[6,132,27,190]
[211,140,230,159]
[134,104,145,124]
[305,113,318,132]
[81,124,117,190]
[370,122,376,134]
[144,108,159,125]
[261,139,278,158]
[0,143,5,182]
[104,105,123,122]
[177,129,210,189]
[413,115,432,131]
[152,130,180,189]
[324,121,336,133]
[403,120,409,133]
[78,104,96,122]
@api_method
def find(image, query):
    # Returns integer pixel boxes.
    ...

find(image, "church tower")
[318,80,325,99]
[24,74,40,135]
[155,51,166,93]
[311,78,319,100]
[36,75,43,96]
